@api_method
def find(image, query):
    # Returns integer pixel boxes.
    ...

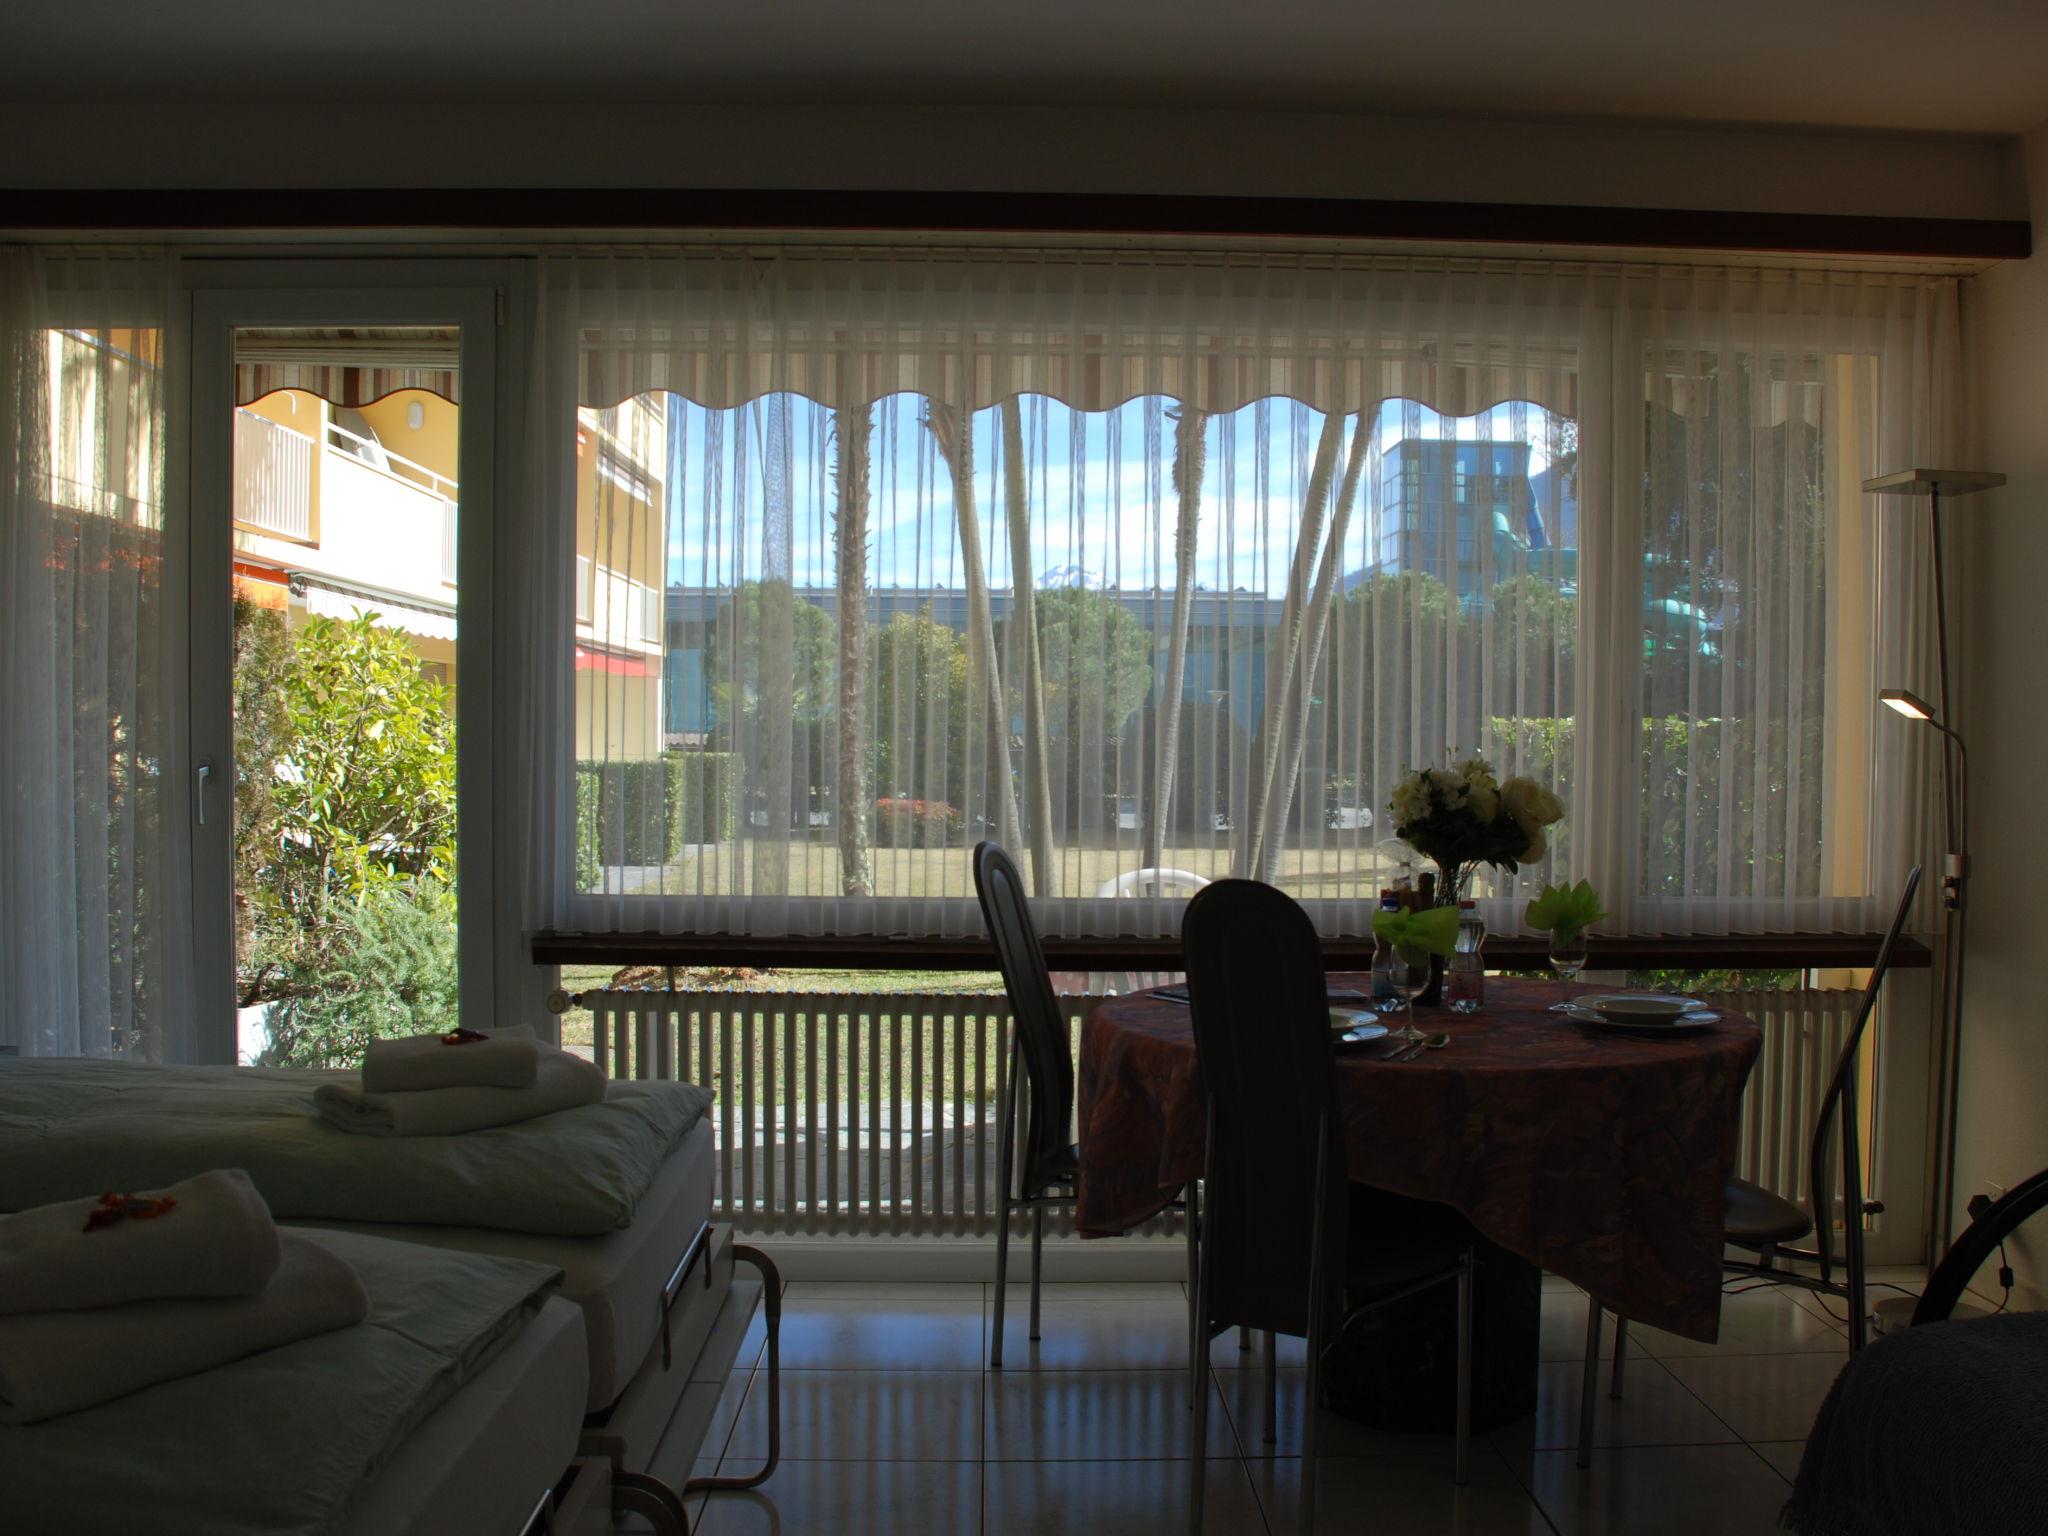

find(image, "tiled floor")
[680,1270,1902,1535]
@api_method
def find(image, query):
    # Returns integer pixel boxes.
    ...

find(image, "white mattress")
[340,1295,588,1536]
[296,1117,715,1408]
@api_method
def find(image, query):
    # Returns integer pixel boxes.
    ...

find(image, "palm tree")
[1000,398,1056,893]
[833,405,873,896]
[1147,404,1207,870]
[923,403,1024,859]
[1241,412,1372,883]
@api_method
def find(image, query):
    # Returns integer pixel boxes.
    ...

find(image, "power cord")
[1965,1193,2017,1314]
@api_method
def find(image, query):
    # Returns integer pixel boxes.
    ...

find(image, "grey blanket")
[1783,1312,2048,1535]
[0,1056,712,1236]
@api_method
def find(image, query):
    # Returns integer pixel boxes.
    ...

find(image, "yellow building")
[230,385,670,764]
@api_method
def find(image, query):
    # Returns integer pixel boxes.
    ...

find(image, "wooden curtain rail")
[531,930,1931,973]
[0,188,2029,260]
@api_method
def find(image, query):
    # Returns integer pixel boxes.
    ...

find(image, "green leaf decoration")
[1370,903,1462,960]
[1523,880,1609,944]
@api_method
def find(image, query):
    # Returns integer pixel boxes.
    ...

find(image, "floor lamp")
[1865,468,2003,1259]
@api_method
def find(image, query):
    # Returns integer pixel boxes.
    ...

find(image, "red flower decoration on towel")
[82,1191,179,1233]
[440,1028,492,1046]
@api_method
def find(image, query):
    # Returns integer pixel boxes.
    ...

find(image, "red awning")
[575,646,658,677]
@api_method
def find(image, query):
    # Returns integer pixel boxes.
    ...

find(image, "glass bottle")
[1369,894,1404,1015]
[1446,898,1485,1014]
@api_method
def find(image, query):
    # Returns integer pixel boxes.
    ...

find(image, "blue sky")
[657,393,1569,595]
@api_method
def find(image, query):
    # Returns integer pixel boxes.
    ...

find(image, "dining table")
[1076,975,1765,1352]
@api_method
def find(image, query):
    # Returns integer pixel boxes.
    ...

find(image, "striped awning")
[233,327,460,407]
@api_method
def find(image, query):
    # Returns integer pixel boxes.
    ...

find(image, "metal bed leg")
[684,1245,782,1494]
[612,1471,689,1536]
[1609,1315,1629,1400]
[1263,1330,1278,1445]
[1030,1203,1045,1342]
[1577,1299,1602,1469]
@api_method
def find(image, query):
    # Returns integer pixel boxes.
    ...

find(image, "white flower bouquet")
[1387,756,1563,897]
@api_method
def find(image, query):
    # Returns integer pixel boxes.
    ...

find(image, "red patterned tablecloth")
[1076,976,1762,1342]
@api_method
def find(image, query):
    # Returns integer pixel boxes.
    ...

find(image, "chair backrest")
[1181,879,1345,1341]
[1808,865,1922,1278]
[972,841,1076,1188]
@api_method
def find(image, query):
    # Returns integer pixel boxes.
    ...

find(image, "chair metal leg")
[990,1040,1019,1370]
[1609,1315,1629,1400]
[1188,1108,1219,1536]
[1263,1330,1279,1445]
[1299,1114,1334,1536]
[1030,1203,1045,1341]
[1454,1248,1475,1486]
[1577,1298,1603,1469]
[1184,1181,1200,1410]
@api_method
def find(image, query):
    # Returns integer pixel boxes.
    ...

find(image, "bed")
[0,1230,592,1536]
[0,1056,780,1508]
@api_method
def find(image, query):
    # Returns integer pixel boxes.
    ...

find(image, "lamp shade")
[1881,687,1937,722]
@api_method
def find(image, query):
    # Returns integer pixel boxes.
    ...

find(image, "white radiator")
[576,985,1867,1238]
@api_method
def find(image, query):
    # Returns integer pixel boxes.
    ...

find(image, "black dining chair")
[1589,865,1924,1462]
[974,840,1199,1368]
[1182,879,1477,1534]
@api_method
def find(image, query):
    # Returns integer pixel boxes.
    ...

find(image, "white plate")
[1330,1007,1383,1033]
[1578,992,1693,1022]
[1560,1004,1716,1035]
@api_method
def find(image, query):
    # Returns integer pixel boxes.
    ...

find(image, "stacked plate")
[1330,1008,1388,1045]
[1559,992,1718,1035]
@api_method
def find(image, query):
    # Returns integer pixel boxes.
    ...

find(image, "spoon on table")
[1387,1032,1451,1062]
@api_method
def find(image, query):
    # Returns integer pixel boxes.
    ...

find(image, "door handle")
[196,759,214,826]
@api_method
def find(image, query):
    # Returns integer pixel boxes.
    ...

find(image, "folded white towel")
[0,1168,281,1316]
[0,1230,369,1423]
[314,1045,607,1137]
[362,1022,540,1093]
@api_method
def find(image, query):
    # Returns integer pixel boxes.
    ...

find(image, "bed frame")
[572,1221,783,1534]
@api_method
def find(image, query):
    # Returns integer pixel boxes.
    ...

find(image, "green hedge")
[575,751,738,878]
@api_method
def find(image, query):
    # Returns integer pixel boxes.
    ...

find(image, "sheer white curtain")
[0,249,185,1058]
[511,248,1954,944]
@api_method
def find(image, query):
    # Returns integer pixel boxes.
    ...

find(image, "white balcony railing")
[574,983,1870,1243]
[578,561,665,653]
[233,409,315,543]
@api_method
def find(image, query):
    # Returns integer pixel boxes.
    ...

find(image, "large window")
[531,251,1950,941]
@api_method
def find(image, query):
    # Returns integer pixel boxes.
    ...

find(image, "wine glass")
[1548,933,1588,1009]
[1388,946,1432,1043]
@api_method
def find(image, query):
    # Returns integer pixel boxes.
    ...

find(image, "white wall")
[0,102,2025,222]
[1957,117,2048,1307]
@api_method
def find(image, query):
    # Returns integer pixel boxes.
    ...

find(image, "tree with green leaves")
[268,611,456,918]
[1033,584,1155,838]
[869,608,971,808]
[706,578,837,826]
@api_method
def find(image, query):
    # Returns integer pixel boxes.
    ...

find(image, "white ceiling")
[6,0,2047,135]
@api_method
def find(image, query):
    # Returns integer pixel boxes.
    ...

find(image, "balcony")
[234,408,460,612]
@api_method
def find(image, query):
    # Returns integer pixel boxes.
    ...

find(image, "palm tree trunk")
[1148,405,1206,870]
[753,395,795,898]
[924,404,1024,858]
[834,406,873,896]
[1001,399,1056,893]
[1236,413,1345,878]
[1254,415,1373,883]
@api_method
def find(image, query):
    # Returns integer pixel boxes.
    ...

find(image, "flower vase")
[1414,863,1471,1007]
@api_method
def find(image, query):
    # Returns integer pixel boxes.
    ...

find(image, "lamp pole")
[1866,468,2001,1258]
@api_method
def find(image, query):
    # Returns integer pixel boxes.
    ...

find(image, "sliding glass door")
[186,274,502,1065]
